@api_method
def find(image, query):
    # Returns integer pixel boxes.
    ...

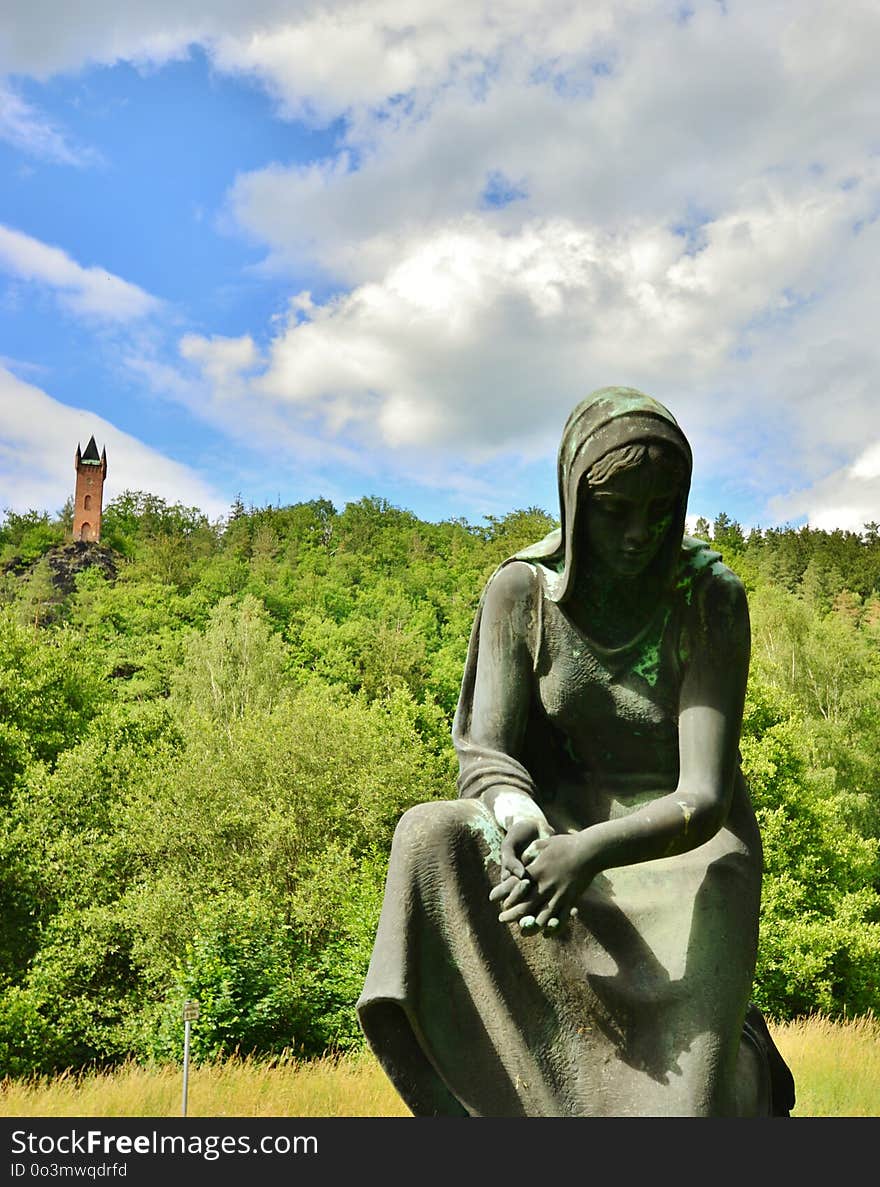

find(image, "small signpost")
[181,999,200,1117]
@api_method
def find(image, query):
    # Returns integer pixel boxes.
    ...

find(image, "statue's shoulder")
[679,537,749,636]
[679,535,738,586]
[483,557,540,614]
[477,560,542,660]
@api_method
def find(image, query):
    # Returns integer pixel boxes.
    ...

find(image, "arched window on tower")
[83,494,92,510]
[80,522,92,541]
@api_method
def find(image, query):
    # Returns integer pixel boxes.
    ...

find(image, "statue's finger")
[488,874,520,903]
[497,899,537,924]
[501,886,536,914]
[521,839,548,864]
[494,885,531,913]
[535,898,564,931]
[507,877,534,904]
[498,854,524,883]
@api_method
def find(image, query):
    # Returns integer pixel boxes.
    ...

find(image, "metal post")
[182,1018,191,1117]
[181,999,199,1117]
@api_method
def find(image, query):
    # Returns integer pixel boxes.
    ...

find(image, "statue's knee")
[393,801,449,854]
[392,799,496,861]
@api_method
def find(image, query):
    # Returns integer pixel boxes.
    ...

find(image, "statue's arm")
[674,564,751,843]
[578,563,750,867]
[467,561,552,842]
[501,565,750,929]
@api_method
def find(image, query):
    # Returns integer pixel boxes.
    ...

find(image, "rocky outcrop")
[3,540,119,595]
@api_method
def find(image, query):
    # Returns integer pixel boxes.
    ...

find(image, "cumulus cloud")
[227,1,879,269]
[769,468,880,535]
[0,365,228,518]
[851,443,880,482]
[188,174,880,465]
[223,2,880,527]
[0,1,615,107]
[0,224,161,321]
[209,1,625,124]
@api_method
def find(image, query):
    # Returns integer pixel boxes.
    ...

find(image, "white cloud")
[0,3,209,78]
[225,1,879,272]
[126,338,366,473]
[179,331,261,396]
[192,174,880,464]
[0,83,97,165]
[0,2,617,104]
[0,224,161,321]
[187,159,880,529]
[0,365,228,518]
[210,1,625,124]
[769,473,880,535]
[219,1,880,528]
[851,443,880,482]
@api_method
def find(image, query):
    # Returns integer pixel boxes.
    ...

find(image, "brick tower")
[73,436,107,542]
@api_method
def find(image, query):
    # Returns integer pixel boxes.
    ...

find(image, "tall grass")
[1,1016,876,1117]
[769,1013,880,1117]
[0,1049,408,1118]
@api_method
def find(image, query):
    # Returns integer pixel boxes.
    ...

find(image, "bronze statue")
[357,387,794,1116]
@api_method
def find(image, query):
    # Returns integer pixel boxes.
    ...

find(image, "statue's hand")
[496,832,599,934]
[488,818,547,922]
[500,818,543,880]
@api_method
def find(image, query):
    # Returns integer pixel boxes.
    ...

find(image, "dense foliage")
[0,496,878,1075]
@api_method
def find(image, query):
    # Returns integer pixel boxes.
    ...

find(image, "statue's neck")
[570,566,665,649]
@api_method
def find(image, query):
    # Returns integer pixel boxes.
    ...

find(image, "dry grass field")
[769,1013,880,1117]
[1,1015,876,1117]
[0,1049,408,1118]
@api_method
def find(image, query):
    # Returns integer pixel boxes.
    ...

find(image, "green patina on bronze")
[467,809,503,868]
[630,617,668,686]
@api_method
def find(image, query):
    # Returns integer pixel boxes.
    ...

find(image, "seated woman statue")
[356,386,794,1117]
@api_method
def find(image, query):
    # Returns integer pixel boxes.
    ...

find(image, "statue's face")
[580,458,680,578]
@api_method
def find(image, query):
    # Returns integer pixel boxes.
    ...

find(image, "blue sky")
[1,2,879,532]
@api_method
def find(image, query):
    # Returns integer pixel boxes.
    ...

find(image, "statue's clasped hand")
[490,825,596,936]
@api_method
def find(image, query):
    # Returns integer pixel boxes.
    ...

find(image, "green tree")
[0,609,105,793]
[0,508,65,565]
[741,678,880,1018]
[711,511,745,556]
[13,557,61,628]
[172,595,290,734]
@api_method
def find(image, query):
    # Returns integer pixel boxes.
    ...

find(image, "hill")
[0,491,877,1076]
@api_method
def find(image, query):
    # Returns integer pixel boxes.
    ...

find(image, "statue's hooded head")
[528,387,693,604]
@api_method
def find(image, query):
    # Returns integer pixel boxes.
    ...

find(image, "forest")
[0,491,879,1077]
